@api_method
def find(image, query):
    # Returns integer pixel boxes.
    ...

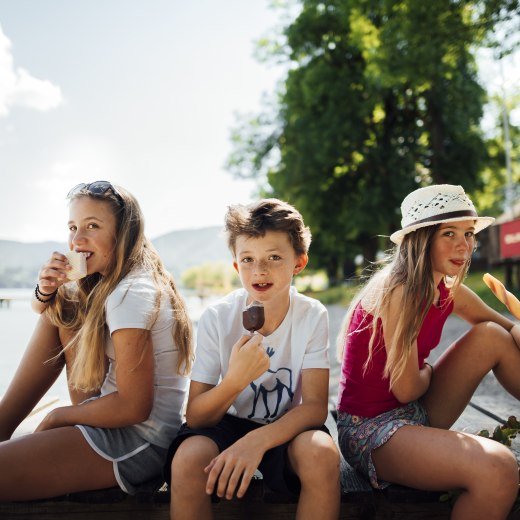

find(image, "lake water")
[0,291,50,397]
[0,289,211,400]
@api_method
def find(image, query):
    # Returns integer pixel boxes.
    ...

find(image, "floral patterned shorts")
[337,401,429,489]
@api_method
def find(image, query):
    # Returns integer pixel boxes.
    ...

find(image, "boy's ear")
[293,253,308,275]
[233,261,239,273]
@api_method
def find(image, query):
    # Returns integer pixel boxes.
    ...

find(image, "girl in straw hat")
[337,184,519,519]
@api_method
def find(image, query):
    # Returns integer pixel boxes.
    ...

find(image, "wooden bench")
[3,397,519,519]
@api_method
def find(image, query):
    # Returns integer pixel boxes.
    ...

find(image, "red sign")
[500,218,520,259]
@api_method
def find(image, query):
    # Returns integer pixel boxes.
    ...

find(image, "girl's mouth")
[450,259,465,267]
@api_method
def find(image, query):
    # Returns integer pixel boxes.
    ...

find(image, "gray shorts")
[76,424,167,494]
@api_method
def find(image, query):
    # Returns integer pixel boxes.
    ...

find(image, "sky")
[0,2,518,243]
[0,1,284,243]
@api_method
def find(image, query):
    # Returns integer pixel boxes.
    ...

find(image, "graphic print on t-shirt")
[247,346,294,422]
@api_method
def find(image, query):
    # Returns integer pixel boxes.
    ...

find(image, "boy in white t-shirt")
[166,199,340,519]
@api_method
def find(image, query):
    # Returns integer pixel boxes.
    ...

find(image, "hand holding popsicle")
[482,273,520,319]
[37,251,81,295]
[242,302,265,333]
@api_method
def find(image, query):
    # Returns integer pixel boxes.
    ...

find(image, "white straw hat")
[390,184,495,245]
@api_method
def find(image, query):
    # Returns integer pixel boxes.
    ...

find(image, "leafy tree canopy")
[227,0,520,282]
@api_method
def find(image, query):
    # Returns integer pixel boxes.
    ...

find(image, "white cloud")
[0,25,63,117]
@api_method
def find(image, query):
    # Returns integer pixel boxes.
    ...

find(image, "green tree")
[227,0,519,283]
[474,93,520,216]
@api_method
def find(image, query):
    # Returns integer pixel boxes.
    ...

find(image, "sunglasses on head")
[67,181,124,206]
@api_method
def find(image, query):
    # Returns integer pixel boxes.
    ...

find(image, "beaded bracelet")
[35,284,57,303]
[36,284,56,296]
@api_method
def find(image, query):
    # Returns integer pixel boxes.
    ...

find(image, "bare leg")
[372,425,518,520]
[288,430,341,520]
[170,436,219,520]
[0,426,117,500]
[423,321,520,429]
[0,315,64,440]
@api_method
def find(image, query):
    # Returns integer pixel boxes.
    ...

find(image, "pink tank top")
[337,280,453,417]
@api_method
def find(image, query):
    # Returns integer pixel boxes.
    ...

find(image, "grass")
[464,268,519,314]
[303,284,360,307]
[305,267,517,315]
[464,269,506,313]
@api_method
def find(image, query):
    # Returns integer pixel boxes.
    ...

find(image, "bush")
[181,262,239,297]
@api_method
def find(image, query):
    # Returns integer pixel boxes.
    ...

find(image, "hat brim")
[389,216,495,245]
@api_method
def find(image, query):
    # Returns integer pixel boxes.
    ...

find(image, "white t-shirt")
[102,270,189,448]
[192,286,329,424]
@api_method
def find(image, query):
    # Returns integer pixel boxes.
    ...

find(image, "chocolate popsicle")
[242,302,265,333]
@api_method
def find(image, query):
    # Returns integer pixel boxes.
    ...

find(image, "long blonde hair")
[47,185,193,392]
[337,225,469,389]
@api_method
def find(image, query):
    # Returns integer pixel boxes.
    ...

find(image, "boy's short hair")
[224,198,311,257]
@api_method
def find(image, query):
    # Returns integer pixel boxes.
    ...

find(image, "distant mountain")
[153,226,232,278]
[0,226,232,287]
[0,240,67,287]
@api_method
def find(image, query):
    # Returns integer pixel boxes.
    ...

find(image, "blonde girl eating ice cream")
[0,181,193,500]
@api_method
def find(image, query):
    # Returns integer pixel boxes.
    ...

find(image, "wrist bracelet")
[35,284,57,303]
[36,284,56,297]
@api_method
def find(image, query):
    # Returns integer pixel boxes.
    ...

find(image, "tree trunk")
[326,257,340,287]
[360,236,378,268]
[342,258,357,281]
[426,91,447,184]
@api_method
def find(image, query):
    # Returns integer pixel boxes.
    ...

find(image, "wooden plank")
[0,489,446,520]
[0,455,517,519]
[4,501,519,520]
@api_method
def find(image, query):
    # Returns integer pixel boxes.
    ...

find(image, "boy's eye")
[69,225,77,232]
[241,257,253,263]
[443,231,454,237]
[465,231,475,238]
[269,254,281,261]
[87,223,98,229]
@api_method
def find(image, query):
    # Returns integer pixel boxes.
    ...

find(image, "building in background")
[477,201,520,290]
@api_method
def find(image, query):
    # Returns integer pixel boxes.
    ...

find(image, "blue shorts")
[76,424,167,495]
[164,414,330,497]
[337,401,429,489]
